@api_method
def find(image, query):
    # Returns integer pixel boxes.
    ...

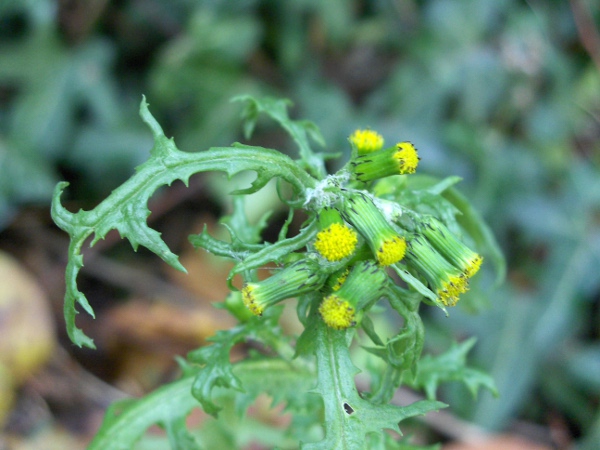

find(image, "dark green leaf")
[302,322,446,449]
[407,338,497,400]
[87,375,201,450]
[234,95,327,179]
[51,98,317,348]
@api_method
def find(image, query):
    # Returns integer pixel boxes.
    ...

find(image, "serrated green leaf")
[188,224,261,261]
[407,338,498,400]
[192,356,319,449]
[234,95,327,179]
[188,328,248,416]
[366,287,426,405]
[228,218,319,284]
[221,195,272,246]
[164,415,202,450]
[188,306,292,417]
[87,375,202,450]
[231,357,317,416]
[51,97,317,348]
[188,196,269,261]
[301,322,446,449]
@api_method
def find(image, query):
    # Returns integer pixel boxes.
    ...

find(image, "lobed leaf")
[51,97,317,348]
[301,322,445,449]
[187,327,248,416]
[407,338,498,400]
[227,218,320,285]
[231,357,317,418]
[188,224,261,261]
[364,287,426,404]
[234,95,327,179]
[188,306,291,417]
[220,195,272,246]
[87,374,201,450]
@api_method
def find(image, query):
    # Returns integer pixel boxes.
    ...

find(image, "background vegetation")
[0,0,599,448]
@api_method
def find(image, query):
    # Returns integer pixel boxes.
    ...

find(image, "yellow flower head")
[319,294,356,329]
[393,142,419,174]
[314,223,358,262]
[377,236,407,266]
[438,274,469,306]
[319,261,387,330]
[242,284,263,315]
[349,129,384,155]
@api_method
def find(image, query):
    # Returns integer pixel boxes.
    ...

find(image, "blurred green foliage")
[1,0,599,447]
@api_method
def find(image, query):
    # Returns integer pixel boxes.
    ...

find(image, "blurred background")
[0,0,599,448]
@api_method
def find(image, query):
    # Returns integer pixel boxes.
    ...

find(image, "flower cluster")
[239,128,483,328]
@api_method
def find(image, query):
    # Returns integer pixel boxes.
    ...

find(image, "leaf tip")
[139,95,165,140]
[71,327,96,349]
[51,182,75,231]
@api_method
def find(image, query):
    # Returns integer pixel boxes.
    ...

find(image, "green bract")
[52,96,502,449]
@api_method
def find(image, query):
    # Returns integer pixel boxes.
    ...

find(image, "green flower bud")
[242,259,327,315]
[319,261,387,329]
[405,235,469,307]
[419,217,483,279]
[351,142,419,182]
[340,193,406,266]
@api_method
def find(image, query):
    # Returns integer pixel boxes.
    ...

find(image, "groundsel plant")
[52,96,503,449]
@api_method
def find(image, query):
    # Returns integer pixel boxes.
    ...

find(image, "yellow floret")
[242,284,264,316]
[314,223,358,262]
[393,142,419,174]
[376,236,406,266]
[350,129,384,154]
[332,268,350,291]
[319,294,356,330]
[438,275,469,306]
[439,291,459,307]
[464,255,483,278]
